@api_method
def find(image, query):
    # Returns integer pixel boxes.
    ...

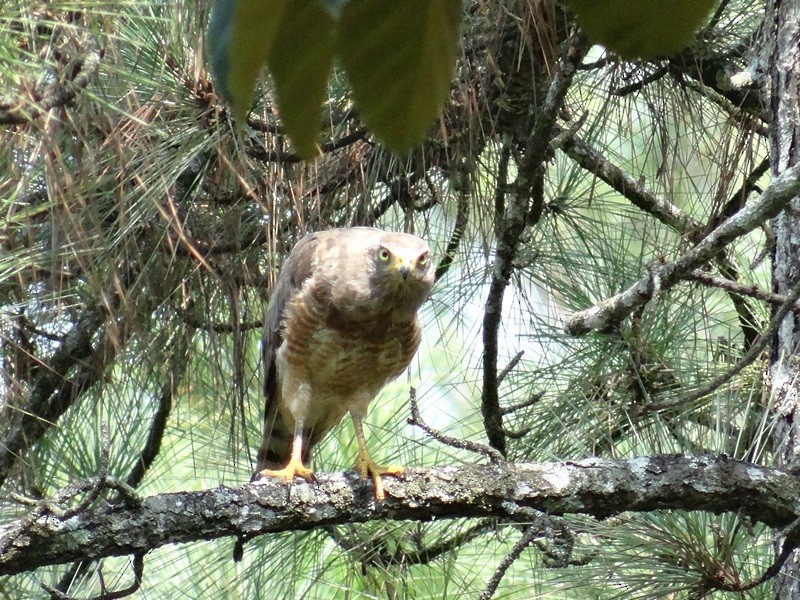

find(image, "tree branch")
[565,160,800,335]
[0,268,133,487]
[1,455,798,577]
[481,33,589,456]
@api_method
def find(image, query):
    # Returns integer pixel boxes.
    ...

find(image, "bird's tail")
[253,406,295,478]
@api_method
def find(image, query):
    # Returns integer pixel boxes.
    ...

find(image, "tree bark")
[1,455,799,577]
[768,0,800,597]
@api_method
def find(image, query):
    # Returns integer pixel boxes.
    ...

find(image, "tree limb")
[565,160,800,335]
[1,455,799,577]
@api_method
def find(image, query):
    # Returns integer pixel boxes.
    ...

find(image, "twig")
[407,388,505,463]
[42,554,143,600]
[497,351,525,386]
[699,517,800,593]
[478,526,539,600]
[434,190,470,281]
[326,520,492,568]
[175,306,262,333]
[687,269,796,307]
[501,392,544,416]
[0,51,102,126]
[247,129,367,164]
[566,160,800,335]
[612,64,671,96]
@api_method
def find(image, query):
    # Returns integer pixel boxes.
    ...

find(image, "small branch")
[555,127,698,232]
[478,526,539,600]
[0,51,102,126]
[408,388,504,463]
[1,455,798,576]
[687,269,796,307]
[557,126,763,347]
[482,34,590,456]
[565,160,800,335]
[435,190,470,281]
[248,129,367,164]
[0,268,134,487]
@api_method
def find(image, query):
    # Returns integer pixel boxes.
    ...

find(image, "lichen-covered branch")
[2,455,799,577]
[565,160,800,335]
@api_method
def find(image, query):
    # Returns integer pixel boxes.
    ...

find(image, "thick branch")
[566,160,800,335]
[2,455,799,576]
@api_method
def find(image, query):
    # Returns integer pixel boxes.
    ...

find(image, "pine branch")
[481,33,589,456]
[566,160,800,335]
[0,268,133,487]
[1,455,798,577]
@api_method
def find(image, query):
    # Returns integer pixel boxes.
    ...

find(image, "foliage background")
[0,0,780,598]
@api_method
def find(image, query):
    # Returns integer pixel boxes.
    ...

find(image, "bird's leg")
[257,420,314,483]
[351,413,404,501]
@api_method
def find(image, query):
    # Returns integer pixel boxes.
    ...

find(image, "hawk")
[253,227,435,500]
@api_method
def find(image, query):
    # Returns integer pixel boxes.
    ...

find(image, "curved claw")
[354,456,404,501]
[256,458,315,484]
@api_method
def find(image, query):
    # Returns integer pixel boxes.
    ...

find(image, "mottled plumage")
[254,227,435,499]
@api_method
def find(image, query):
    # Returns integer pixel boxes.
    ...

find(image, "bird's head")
[371,233,435,316]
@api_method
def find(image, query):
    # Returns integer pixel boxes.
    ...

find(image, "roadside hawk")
[253,227,435,500]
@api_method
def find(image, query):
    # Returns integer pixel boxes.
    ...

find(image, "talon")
[256,458,314,483]
[354,457,404,501]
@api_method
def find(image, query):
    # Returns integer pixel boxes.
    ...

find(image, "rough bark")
[768,0,800,597]
[2,455,799,577]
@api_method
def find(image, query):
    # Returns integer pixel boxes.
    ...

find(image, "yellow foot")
[354,457,404,501]
[255,459,314,484]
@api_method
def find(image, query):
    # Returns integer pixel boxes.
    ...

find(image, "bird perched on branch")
[253,227,435,500]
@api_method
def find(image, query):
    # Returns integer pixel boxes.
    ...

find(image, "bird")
[253,227,435,500]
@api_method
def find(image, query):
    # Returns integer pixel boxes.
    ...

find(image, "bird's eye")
[418,252,429,266]
[378,248,391,262]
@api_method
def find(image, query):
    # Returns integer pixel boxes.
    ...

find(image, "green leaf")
[565,0,718,59]
[269,0,335,159]
[337,0,462,153]
[208,0,290,123]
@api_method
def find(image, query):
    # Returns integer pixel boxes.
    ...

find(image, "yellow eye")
[378,248,391,261]
[418,252,429,266]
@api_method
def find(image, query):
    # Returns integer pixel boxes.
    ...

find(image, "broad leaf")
[269,0,335,159]
[337,0,462,153]
[208,0,290,122]
[566,0,718,58]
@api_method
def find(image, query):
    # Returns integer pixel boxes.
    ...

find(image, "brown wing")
[255,233,319,473]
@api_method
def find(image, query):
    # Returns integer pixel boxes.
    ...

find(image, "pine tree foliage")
[0,1,791,598]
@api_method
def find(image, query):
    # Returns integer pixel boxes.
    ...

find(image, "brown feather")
[255,227,434,475]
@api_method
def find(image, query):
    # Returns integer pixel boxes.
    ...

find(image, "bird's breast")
[281,294,422,395]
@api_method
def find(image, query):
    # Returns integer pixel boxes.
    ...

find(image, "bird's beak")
[397,263,411,280]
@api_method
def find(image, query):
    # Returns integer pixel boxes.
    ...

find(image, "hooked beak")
[397,263,411,280]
